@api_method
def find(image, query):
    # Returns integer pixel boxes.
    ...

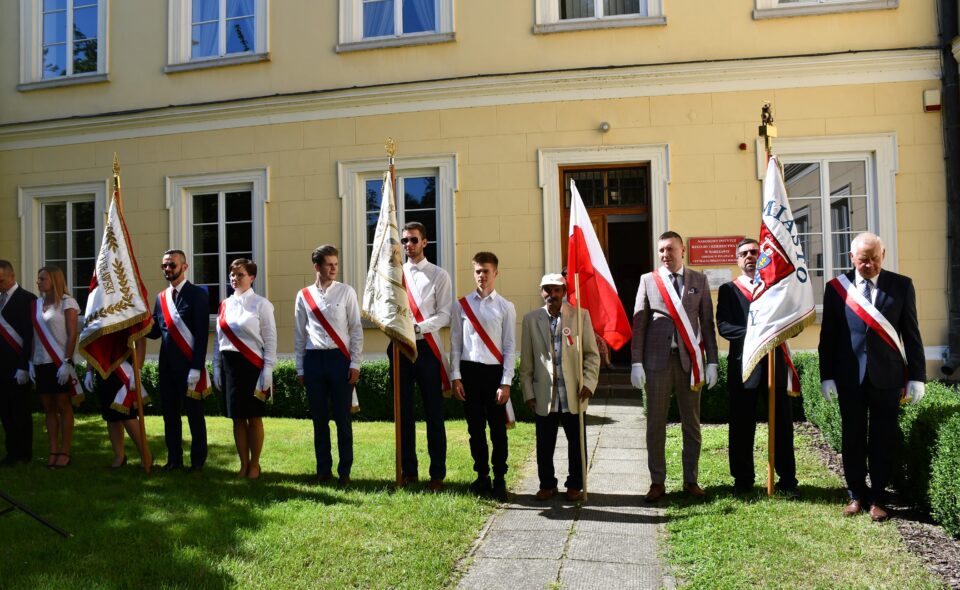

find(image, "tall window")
[753,0,898,18]
[559,0,646,20]
[337,0,453,51]
[535,0,663,32]
[41,0,99,78]
[783,159,871,305]
[191,189,254,313]
[41,198,96,309]
[364,173,440,265]
[362,0,435,38]
[191,0,255,59]
[563,166,649,208]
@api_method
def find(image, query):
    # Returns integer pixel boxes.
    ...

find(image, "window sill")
[533,15,666,34]
[164,52,270,74]
[17,72,109,92]
[753,0,897,20]
[336,32,455,53]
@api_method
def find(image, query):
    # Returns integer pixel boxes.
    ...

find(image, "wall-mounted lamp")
[598,121,611,133]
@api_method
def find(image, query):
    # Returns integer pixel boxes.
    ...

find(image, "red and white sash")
[300,287,360,412]
[652,269,706,391]
[458,296,516,429]
[402,266,452,395]
[733,277,801,396]
[31,300,84,402]
[159,287,211,399]
[0,312,24,356]
[829,275,907,366]
[218,300,271,403]
[109,361,150,414]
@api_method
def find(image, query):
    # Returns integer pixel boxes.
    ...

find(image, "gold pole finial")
[385,137,397,158]
[758,102,777,156]
[112,153,120,177]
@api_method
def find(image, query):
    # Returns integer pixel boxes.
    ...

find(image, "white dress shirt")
[854,271,878,305]
[450,289,517,385]
[213,288,277,370]
[404,258,452,337]
[294,281,363,374]
[31,295,80,364]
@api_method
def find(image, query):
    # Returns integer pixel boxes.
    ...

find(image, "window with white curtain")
[338,0,454,51]
[535,0,664,33]
[18,0,108,89]
[167,0,269,71]
[753,0,897,19]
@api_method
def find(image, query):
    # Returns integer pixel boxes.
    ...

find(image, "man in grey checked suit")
[631,231,719,502]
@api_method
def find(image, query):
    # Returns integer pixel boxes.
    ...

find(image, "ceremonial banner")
[566,179,632,351]
[361,170,418,361]
[742,156,816,380]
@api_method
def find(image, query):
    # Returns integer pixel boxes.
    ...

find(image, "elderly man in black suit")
[0,260,37,466]
[819,232,926,522]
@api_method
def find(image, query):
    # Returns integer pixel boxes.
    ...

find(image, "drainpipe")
[940,0,960,379]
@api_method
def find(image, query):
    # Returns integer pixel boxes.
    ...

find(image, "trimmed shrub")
[929,413,960,538]
[800,352,842,451]
[895,382,960,508]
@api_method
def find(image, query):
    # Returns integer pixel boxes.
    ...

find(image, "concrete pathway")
[456,390,674,590]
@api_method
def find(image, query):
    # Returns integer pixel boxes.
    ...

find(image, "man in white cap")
[519,273,600,501]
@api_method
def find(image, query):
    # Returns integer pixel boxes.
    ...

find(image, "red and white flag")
[566,179,632,351]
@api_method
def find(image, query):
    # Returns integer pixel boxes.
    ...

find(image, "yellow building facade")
[0,0,949,370]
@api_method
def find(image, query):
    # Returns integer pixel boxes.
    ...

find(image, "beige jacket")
[519,302,600,416]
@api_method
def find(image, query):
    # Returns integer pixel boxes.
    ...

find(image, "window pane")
[193,254,220,284]
[195,224,219,254]
[74,5,98,39]
[225,222,253,252]
[831,232,857,270]
[225,191,252,221]
[200,284,219,315]
[45,259,67,274]
[796,234,823,270]
[565,171,603,207]
[604,0,641,16]
[193,193,219,223]
[403,176,436,209]
[44,0,66,10]
[45,233,67,261]
[366,212,380,245]
[608,167,648,206]
[192,0,219,23]
[225,16,255,54]
[829,195,868,233]
[42,44,67,79]
[808,269,825,306]
[788,198,821,235]
[73,259,95,291]
[783,163,821,198]
[73,38,98,74]
[191,22,219,59]
[560,0,594,19]
[366,179,384,211]
[363,0,395,37]
[73,230,95,258]
[74,287,89,310]
[43,11,67,44]
[829,161,866,196]
[402,0,435,33]
[228,0,255,17]
[45,203,67,232]
[73,200,95,229]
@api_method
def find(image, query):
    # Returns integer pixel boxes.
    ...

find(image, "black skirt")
[34,363,72,396]
[223,350,266,419]
[96,372,140,422]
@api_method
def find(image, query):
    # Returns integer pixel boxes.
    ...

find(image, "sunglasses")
[400,237,420,245]
[738,249,760,258]
[161,262,179,269]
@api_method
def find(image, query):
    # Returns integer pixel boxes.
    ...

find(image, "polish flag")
[566,179,632,350]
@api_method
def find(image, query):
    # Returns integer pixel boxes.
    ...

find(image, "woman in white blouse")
[213,258,277,480]
[31,266,80,469]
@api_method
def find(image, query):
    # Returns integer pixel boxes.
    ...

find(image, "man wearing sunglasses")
[392,222,453,491]
[716,238,799,498]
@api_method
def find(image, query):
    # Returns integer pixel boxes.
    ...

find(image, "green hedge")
[799,356,960,538]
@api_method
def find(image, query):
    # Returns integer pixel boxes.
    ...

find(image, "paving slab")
[457,558,560,590]
[475,530,568,560]
[560,560,665,590]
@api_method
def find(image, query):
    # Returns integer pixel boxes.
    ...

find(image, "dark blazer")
[147,281,209,377]
[0,285,37,374]
[632,267,718,372]
[818,269,925,390]
[716,280,786,390]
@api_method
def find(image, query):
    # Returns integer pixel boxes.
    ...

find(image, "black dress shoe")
[492,480,508,502]
[775,482,801,500]
[161,462,183,472]
[469,477,492,496]
[186,465,203,473]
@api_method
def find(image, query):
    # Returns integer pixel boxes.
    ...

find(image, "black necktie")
[172,289,179,304]
[671,273,682,296]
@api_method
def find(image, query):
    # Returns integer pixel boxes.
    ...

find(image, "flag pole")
[574,272,588,502]
[386,138,403,488]
[759,104,777,497]
[113,155,152,474]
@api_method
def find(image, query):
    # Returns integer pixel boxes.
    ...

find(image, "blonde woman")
[31,266,81,469]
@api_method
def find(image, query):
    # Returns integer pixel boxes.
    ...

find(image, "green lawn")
[0,415,534,590]
[662,424,941,590]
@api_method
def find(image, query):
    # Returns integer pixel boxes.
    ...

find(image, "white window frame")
[165,170,269,313]
[538,144,670,274]
[18,0,109,91]
[338,154,458,296]
[337,0,455,53]
[534,0,665,34]
[17,181,107,298]
[753,0,897,20]
[166,0,269,73]
[754,133,898,310]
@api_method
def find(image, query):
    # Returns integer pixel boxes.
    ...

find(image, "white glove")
[821,380,837,404]
[56,363,76,386]
[14,369,29,385]
[28,363,36,382]
[84,371,95,392]
[258,368,273,391]
[905,381,925,405]
[213,364,223,390]
[706,363,719,390]
[187,368,201,391]
[631,363,646,390]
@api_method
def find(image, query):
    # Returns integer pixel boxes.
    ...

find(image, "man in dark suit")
[716,238,798,497]
[0,260,36,466]
[147,249,210,472]
[819,232,926,522]
[631,231,719,502]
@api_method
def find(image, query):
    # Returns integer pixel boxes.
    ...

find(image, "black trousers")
[303,349,354,478]
[461,360,508,481]
[0,377,33,462]
[728,383,797,488]
[159,370,207,468]
[838,374,900,505]
[389,340,447,481]
[535,411,586,491]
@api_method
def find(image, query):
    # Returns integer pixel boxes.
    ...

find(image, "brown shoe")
[535,487,558,501]
[338,475,350,487]
[397,474,418,487]
[565,488,583,501]
[869,504,888,522]
[644,483,666,503]
[683,482,706,497]
[426,479,444,492]
[843,499,862,517]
